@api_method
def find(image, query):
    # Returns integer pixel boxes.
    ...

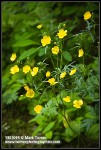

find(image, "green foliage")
[2,2,99,148]
[87,124,99,140]
[42,122,55,134]
[18,48,39,61]
[63,51,72,62]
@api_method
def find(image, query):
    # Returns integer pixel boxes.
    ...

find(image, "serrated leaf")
[13,39,39,47]
[18,48,39,61]
[45,131,53,139]
[63,51,72,62]
[42,122,55,134]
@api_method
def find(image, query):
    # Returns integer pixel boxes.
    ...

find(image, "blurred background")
[2,2,99,148]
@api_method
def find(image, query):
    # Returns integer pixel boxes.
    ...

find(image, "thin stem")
[49,51,55,69]
[39,86,51,102]
[60,41,63,69]
[83,56,85,76]
[52,87,60,106]
[57,55,59,69]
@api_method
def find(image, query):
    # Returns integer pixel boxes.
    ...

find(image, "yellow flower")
[24,85,29,91]
[46,71,51,77]
[60,72,66,79]
[23,65,31,74]
[10,53,16,62]
[41,36,51,46]
[69,68,77,76]
[51,46,59,55]
[10,65,19,74]
[57,29,67,39]
[34,105,43,114]
[78,49,84,57]
[37,24,42,29]
[73,100,83,108]
[84,11,92,20]
[26,88,35,98]
[48,78,58,86]
[63,96,71,102]
[30,67,39,76]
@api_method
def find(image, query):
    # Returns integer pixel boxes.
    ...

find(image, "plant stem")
[57,55,59,69]
[60,41,63,69]
[49,51,55,69]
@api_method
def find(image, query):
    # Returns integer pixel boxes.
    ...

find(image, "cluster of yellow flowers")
[22,65,39,76]
[47,68,77,86]
[63,96,83,108]
[41,28,67,47]
[10,57,39,76]
[10,11,91,114]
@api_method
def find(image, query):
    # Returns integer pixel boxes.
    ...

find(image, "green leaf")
[32,126,42,136]
[87,124,99,140]
[18,48,39,61]
[18,95,26,101]
[13,39,39,47]
[38,47,45,56]
[85,113,96,119]
[62,51,72,62]
[15,32,34,41]
[65,127,77,142]
[45,131,53,139]
[42,122,55,134]
[64,120,81,142]
[70,121,81,134]
[29,115,46,125]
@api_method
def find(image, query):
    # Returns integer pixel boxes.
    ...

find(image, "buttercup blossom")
[30,67,39,76]
[78,49,84,57]
[69,68,77,76]
[41,36,51,46]
[84,11,92,20]
[60,72,66,79]
[48,78,58,86]
[10,53,16,62]
[24,85,29,91]
[23,65,31,74]
[34,105,43,114]
[57,29,67,39]
[10,65,19,74]
[46,71,51,77]
[37,24,42,29]
[63,96,71,102]
[73,100,83,108]
[51,46,59,55]
[26,88,35,98]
